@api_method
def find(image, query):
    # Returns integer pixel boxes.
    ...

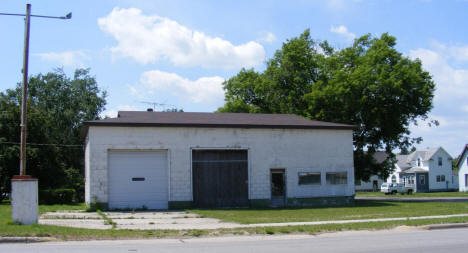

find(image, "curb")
[422,223,468,230]
[0,237,56,244]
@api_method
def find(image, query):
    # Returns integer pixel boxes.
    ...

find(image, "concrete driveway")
[39,210,468,231]
[39,210,240,230]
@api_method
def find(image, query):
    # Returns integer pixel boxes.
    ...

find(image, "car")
[381,183,413,195]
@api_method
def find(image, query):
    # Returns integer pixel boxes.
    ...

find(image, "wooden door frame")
[270,168,286,200]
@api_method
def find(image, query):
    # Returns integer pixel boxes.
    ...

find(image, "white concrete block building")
[456,144,468,192]
[83,111,355,209]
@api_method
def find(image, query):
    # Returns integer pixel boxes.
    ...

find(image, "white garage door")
[108,150,168,209]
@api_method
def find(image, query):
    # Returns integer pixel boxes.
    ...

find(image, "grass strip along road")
[1,200,468,240]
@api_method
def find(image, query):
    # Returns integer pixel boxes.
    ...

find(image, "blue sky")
[0,0,467,157]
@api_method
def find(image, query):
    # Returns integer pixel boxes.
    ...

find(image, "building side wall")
[459,152,468,192]
[85,126,354,205]
[84,135,91,204]
[428,149,456,191]
[355,175,385,191]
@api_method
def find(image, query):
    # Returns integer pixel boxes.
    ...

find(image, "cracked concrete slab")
[39,218,112,229]
[38,211,468,231]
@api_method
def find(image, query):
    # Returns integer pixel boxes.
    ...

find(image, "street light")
[0,4,72,177]
[0,4,71,225]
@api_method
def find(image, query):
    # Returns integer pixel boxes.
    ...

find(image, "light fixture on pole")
[0,4,72,225]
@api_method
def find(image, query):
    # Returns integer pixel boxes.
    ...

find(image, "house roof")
[373,151,390,164]
[84,111,356,131]
[395,154,411,170]
[456,144,468,168]
[395,147,452,171]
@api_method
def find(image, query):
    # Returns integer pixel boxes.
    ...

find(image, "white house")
[355,151,387,192]
[83,111,355,210]
[387,147,458,192]
[457,144,468,192]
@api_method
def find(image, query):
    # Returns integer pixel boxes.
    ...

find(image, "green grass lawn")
[1,200,468,240]
[187,200,468,224]
[356,191,468,198]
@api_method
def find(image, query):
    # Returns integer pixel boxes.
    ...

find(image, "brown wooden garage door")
[192,150,248,208]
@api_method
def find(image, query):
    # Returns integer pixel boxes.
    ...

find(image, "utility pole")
[19,4,31,176]
[0,4,72,225]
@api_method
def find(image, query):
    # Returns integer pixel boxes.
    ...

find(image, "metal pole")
[19,4,31,176]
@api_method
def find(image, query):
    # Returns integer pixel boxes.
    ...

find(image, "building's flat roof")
[84,111,355,131]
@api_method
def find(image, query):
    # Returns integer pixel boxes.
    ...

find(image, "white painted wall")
[85,126,354,205]
[387,165,404,184]
[11,179,38,225]
[459,150,468,192]
[428,149,457,191]
[386,148,457,191]
[355,175,385,191]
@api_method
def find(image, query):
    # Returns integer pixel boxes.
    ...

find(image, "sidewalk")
[39,211,468,230]
[356,197,468,202]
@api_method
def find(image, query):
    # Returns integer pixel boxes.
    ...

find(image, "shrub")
[39,188,76,204]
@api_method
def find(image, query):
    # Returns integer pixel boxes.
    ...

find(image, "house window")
[391,175,396,183]
[441,175,445,182]
[417,158,422,167]
[438,157,442,166]
[326,172,347,185]
[437,175,441,182]
[298,172,321,185]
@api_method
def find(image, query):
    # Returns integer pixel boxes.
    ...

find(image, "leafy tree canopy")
[0,68,106,201]
[218,30,436,181]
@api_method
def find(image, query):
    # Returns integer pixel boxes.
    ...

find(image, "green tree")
[218,30,436,181]
[0,68,106,201]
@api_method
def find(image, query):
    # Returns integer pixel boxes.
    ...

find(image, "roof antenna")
[138,100,179,112]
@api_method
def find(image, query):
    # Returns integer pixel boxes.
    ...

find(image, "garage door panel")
[108,151,168,210]
[193,150,248,208]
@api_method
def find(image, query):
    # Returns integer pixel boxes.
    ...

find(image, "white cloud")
[100,109,117,118]
[100,104,140,118]
[410,47,468,102]
[462,105,468,112]
[136,70,225,106]
[117,105,139,111]
[98,8,266,68]
[408,42,468,156]
[36,50,90,67]
[258,32,276,43]
[330,25,356,42]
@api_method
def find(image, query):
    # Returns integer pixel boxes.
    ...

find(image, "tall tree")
[218,30,436,180]
[0,68,106,201]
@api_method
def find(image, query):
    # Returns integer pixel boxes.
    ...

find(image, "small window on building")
[326,172,347,185]
[438,157,442,166]
[437,175,441,182]
[298,172,321,185]
[441,175,445,182]
[391,175,396,183]
[417,158,422,167]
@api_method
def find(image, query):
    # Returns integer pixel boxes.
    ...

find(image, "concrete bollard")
[11,175,38,225]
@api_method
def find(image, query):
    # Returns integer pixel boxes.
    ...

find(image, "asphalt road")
[2,227,468,253]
